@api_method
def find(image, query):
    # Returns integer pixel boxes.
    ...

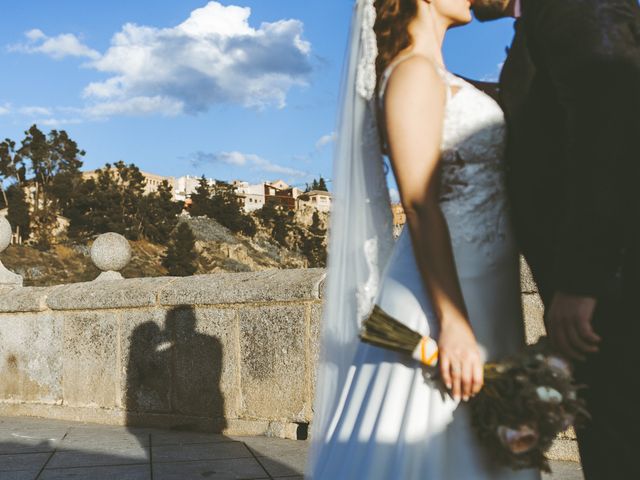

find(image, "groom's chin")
[472,0,511,22]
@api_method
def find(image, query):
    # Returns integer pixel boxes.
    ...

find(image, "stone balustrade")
[0,268,325,440]
[0,226,578,461]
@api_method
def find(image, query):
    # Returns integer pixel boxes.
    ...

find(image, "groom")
[472,0,640,478]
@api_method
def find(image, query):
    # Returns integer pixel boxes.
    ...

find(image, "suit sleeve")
[531,0,640,297]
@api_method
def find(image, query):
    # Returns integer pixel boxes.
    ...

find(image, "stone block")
[522,293,547,344]
[63,311,118,408]
[48,277,175,311]
[239,305,307,421]
[0,313,63,403]
[307,303,323,420]
[119,306,240,424]
[0,286,58,313]
[167,307,240,422]
[119,310,172,415]
[159,269,326,306]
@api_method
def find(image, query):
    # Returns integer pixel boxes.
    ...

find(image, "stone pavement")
[0,417,584,480]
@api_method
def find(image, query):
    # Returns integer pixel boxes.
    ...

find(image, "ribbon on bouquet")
[412,336,439,367]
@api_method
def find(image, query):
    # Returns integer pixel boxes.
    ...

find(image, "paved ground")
[0,416,584,479]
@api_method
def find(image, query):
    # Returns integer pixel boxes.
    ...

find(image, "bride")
[306,0,541,479]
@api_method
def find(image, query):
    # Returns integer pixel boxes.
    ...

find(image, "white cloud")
[192,151,308,178]
[315,132,336,150]
[83,1,312,114]
[6,2,312,119]
[83,96,184,118]
[388,188,400,203]
[18,106,53,116]
[38,117,83,127]
[0,104,10,115]
[9,29,100,60]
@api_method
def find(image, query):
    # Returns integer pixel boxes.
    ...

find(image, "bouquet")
[360,305,589,473]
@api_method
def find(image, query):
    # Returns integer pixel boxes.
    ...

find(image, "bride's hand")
[438,318,484,402]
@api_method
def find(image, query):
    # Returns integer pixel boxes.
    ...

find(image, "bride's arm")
[384,56,483,401]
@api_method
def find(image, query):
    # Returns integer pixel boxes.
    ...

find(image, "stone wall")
[0,259,578,460]
[0,269,325,440]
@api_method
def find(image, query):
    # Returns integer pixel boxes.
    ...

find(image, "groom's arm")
[531,0,640,297]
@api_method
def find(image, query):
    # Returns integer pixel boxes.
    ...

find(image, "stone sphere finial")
[91,232,132,281]
[0,216,23,286]
[0,216,12,253]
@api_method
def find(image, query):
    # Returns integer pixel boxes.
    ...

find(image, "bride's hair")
[374,0,419,92]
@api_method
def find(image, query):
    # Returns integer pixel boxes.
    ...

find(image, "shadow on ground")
[0,416,306,479]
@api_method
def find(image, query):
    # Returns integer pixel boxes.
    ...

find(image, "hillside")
[1,215,321,287]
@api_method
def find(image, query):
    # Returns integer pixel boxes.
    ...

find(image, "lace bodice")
[379,56,512,270]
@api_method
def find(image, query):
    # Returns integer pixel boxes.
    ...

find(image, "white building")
[82,169,177,197]
[233,180,266,212]
[298,190,332,212]
[174,175,216,202]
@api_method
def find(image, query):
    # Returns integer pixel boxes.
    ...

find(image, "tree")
[5,184,31,241]
[66,161,147,241]
[317,176,328,191]
[272,214,289,247]
[302,211,327,267]
[0,138,28,241]
[189,175,213,217]
[162,222,198,276]
[304,176,328,192]
[140,180,182,244]
[256,200,278,226]
[48,130,85,216]
[15,125,85,248]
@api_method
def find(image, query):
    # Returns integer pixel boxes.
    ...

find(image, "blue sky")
[0,1,515,191]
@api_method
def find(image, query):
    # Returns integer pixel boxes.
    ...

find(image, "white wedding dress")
[310,56,542,480]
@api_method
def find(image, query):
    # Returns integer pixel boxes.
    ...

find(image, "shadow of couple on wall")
[124,305,226,432]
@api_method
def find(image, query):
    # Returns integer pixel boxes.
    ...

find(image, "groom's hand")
[547,292,601,361]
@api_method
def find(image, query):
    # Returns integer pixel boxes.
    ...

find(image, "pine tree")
[66,177,98,240]
[304,177,328,192]
[0,138,28,241]
[5,184,30,241]
[302,211,327,267]
[189,175,213,217]
[204,180,257,237]
[48,130,85,216]
[317,176,328,191]
[140,180,182,244]
[272,213,289,247]
[162,222,198,276]
[115,161,146,239]
[14,125,85,248]
[66,161,147,241]
[257,201,278,226]
[18,125,52,248]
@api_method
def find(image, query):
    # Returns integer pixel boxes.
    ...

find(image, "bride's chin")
[449,16,473,28]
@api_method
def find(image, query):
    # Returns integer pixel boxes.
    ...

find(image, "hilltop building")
[297,190,332,213]
[263,180,304,211]
[233,180,266,212]
[82,169,177,197]
[175,175,216,202]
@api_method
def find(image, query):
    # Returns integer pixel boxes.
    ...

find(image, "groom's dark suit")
[499,0,640,477]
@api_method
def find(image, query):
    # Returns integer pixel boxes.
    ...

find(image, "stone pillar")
[91,232,132,281]
[0,216,22,286]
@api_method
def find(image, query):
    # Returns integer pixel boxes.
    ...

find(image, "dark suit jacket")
[500,0,640,302]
